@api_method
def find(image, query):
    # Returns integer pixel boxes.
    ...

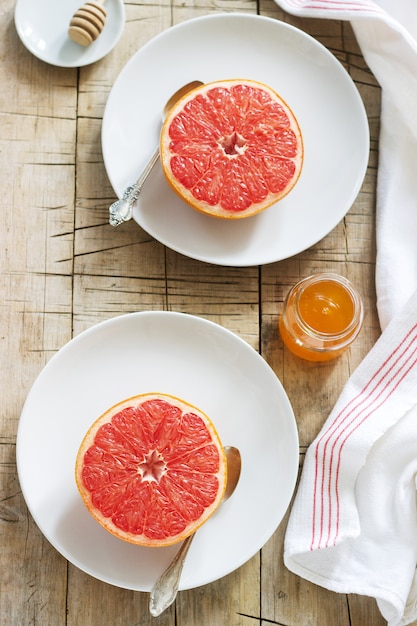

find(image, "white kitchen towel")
[274,0,417,330]
[284,287,417,625]
[273,2,417,625]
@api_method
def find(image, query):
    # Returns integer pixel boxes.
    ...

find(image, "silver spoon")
[149,445,242,617]
[109,80,204,227]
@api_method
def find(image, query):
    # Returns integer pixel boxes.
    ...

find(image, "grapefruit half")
[75,392,227,547]
[160,79,303,219]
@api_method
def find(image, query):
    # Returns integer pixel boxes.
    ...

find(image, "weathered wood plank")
[2,0,407,623]
[1,0,77,622]
[176,554,260,626]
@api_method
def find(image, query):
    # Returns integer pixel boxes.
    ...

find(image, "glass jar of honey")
[279,273,364,361]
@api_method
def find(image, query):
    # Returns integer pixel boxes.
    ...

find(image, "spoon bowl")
[149,445,242,617]
[109,80,204,227]
[220,446,242,502]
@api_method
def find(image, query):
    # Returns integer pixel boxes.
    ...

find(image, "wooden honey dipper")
[68,0,107,47]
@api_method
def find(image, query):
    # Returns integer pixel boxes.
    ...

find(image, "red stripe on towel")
[282,0,387,16]
[310,324,417,551]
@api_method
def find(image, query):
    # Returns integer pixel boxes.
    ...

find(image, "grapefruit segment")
[75,393,227,547]
[160,79,303,219]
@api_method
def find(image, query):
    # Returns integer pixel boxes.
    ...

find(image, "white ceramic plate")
[102,13,369,266]
[14,0,125,67]
[17,311,299,591]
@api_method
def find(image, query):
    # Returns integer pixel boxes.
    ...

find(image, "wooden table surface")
[2,1,410,624]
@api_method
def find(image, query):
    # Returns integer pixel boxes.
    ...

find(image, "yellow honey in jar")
[279,273,364,361]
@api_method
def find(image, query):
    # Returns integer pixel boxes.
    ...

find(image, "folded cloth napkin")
[273,2,417,625]
[274,0,417,330]
[284,289,417,625]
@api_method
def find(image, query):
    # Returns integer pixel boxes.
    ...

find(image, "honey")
[279,273,364,361]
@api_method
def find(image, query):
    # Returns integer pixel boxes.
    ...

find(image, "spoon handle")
[149,533,195,617]
[109,146,160,227]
